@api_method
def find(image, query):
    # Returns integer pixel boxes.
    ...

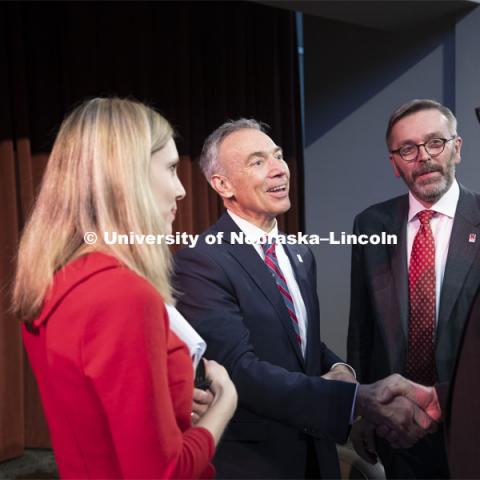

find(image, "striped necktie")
[262,239,302,350]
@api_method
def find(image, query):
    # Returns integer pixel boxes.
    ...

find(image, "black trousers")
[305,437,322,479]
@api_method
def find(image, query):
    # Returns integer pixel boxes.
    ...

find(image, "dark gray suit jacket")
[446,282,480,478]
[347,184,480,384]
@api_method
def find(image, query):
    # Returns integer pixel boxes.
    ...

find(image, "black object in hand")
[194,358,211,390]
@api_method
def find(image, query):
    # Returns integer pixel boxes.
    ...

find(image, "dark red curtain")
[0,1,303,460]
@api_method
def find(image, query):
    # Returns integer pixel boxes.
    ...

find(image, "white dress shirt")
[407,179,460,323]
[227,210,308,357]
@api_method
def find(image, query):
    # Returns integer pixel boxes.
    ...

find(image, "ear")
[453,135,463,165]
[210,174,234,200]
[389,154,401,178]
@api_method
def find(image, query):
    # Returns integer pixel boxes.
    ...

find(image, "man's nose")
[416,144,431,162]
[268,156,288,176]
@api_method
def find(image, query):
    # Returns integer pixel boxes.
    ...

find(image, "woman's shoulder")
[36,252,164,328]
[69,252,162,305]
[53,252,163,314]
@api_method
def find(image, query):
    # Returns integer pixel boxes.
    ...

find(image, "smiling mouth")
[266,185,288,193]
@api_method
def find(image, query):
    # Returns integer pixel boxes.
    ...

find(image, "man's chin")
[274,199,291,215]
[413,181,447,204]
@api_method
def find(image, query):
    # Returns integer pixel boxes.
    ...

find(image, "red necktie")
[406,209,437,385]
[262,240,303,350]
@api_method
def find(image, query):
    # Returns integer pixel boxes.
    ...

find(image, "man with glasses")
[347,99,480,478]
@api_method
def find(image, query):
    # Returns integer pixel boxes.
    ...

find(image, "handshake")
[323,368,441,464]
[356,374,441,463]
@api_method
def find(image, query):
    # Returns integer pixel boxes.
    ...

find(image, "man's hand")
[350,418,378,464]
[322,364,357,383]
[356,375,439,449]
[191,388,214,425]
[376,374,442,423]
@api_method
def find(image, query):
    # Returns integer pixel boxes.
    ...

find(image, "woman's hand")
[204,359,237,400]
[195,359,238,445]
[192,388,214,425]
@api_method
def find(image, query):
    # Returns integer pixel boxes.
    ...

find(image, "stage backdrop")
[0,1,303,460]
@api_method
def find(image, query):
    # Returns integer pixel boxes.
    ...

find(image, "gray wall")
[303,7,480,358]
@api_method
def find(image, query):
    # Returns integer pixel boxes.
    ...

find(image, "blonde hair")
[13,97,175,321]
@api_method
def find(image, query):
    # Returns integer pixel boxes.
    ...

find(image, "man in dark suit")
[444,281,480,478]
[174,119,438,479]
[347,99,480,478]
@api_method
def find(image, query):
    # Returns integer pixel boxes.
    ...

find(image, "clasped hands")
[193,363,442,462]
[323,367,441,463]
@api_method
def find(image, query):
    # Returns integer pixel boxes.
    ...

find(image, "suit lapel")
[389,206,409,339]
[213,214,305,367]
[437,187,480,343]
[384,197,409,369]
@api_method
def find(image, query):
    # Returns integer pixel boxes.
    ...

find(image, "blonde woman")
[13,98,237,479]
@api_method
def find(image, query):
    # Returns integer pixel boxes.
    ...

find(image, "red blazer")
[22,252,215,479]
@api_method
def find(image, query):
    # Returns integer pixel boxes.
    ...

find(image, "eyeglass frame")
[390,135,457,163]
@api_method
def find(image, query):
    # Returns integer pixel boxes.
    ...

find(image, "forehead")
[390,109,451,143]
[218,128,277,164]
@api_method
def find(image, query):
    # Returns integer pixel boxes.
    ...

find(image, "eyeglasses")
[390,136,456,162]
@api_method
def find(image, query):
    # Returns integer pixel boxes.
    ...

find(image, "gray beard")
[410,169,454,203]
[401,154,456,204]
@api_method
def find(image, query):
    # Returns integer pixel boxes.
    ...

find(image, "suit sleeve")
[81,269,215,479]
[347,215,374,383]
[174,246,356,443]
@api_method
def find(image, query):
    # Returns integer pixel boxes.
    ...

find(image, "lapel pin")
[469,233,476,243]
[297,254,303,263]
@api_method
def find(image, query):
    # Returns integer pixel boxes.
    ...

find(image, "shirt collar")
[227,210,279,243]
[408,178,459,222]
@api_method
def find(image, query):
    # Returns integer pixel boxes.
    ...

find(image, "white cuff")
[330,362,357,379]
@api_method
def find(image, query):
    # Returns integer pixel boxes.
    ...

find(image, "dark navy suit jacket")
[174,213,356,479]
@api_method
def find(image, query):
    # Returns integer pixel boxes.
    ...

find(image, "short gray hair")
[386,99,458,147]
[199,118,268,182]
